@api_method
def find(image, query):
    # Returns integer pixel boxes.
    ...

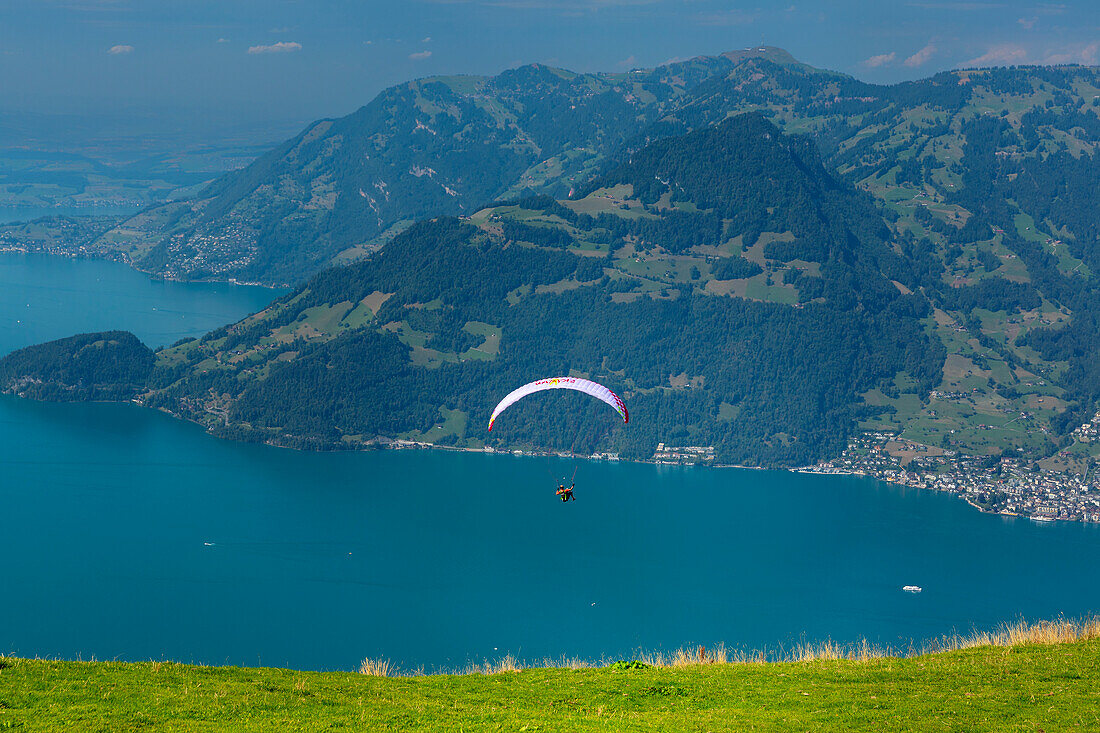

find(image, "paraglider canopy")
[488,377,628,431]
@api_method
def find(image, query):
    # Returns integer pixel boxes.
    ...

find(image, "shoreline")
[130,399,1095,525]
[1,388,1090,526]
[0,247,291,290]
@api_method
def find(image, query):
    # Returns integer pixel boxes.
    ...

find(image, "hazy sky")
[3,0,1099,129]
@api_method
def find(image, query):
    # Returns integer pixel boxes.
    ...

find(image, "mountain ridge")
[7,49,1100,288]
[8,51,1100,498]
[0,114,945,467]
[3,47,843,284]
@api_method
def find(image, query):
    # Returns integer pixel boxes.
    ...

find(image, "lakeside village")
[386,425,1100,522]
[806,423,1100,524]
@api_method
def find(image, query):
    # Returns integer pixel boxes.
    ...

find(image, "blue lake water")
[2,253,1099,672]
[0,253,281,350]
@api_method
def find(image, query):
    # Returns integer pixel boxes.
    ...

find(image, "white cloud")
[1079,41,1100,65]
[247,41,302,54]
[1043,41,1100,66]
[409,50,432,60]
[107,44,133,55]
[863,52,896,68]
[1017,16,1037,29]
[617,54,637,69]
[216,37,229,43]
[964,44,1027,67]
[904,42,936,67]
[421,36,432,43]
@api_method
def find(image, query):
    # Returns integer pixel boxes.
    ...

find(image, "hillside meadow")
[2,618,1098,731]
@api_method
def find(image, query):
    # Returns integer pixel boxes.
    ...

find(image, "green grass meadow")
[3,632,1099,731]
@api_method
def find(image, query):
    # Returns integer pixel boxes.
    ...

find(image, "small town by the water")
[384,424,1100,523]
[805,422,1100,524]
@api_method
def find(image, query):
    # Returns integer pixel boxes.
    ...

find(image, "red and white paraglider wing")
[487,377,628,431]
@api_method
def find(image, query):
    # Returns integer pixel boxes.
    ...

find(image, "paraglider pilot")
[487,377,627,506]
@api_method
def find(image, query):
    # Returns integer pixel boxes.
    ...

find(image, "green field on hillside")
[3,635,1099,731]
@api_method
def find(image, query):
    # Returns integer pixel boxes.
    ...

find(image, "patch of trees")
[941,278,1041,313]
[501,221,574,248]
[0,331,154,401]
[1021,107,1100,141]
[711,257,763,280]
[976,249,1001,272]
[585,114,895,269]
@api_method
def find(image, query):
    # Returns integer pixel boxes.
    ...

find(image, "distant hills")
[7,48,1100,288]
[6,50,1100,471]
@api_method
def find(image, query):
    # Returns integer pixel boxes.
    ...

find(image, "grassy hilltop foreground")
[3,620,1099,731]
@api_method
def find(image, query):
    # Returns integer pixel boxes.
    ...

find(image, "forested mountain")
[8,48,1100,290]
[0,115,946,466]
[3,48,1096,289]
[48,49,793,285]
[8,51,1100,474]
[0,332,154,402]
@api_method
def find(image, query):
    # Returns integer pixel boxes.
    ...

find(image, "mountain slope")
[9,54,1100,488]
[94,54,759,284]
[28,47,858,284]
[0,115,944,467]
[11,50,1100,293]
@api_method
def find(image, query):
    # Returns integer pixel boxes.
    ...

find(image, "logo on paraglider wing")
[535,377,574,387]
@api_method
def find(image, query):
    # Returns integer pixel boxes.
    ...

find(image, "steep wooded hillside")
[1,115,946,467]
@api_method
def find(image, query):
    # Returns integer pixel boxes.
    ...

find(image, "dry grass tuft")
[934,616,1100,653]
[357,616,1100,677]
[358,657,394,677]
[670,643,730,666]
[484,654,522,674]
[539,655,595,670]
[787,638,889,664]
[458,654,524,676]
[634,617,1100,669]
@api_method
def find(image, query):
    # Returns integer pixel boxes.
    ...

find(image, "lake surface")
[0,253,281,351]
[2,254,1100,672]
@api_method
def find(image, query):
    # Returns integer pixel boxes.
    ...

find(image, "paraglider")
[487,377,628,432]
[488,377,627,503]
